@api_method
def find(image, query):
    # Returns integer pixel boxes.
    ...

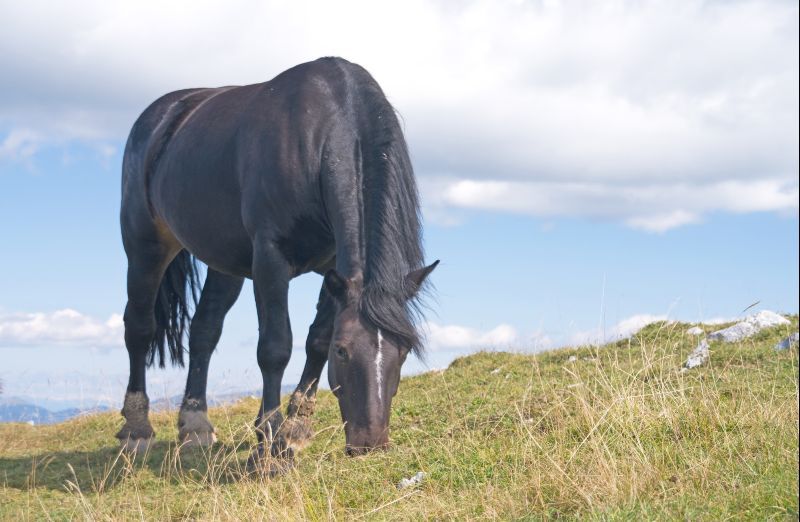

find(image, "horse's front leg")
[247,241,294,474]
[283,285,335,451]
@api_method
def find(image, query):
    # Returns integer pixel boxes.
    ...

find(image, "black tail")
[148,250,201,368]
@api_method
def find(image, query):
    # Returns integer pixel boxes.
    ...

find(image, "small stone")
[774,332,799,351]
[684,339,710,369]
[567,355,578,363]
[490,368,501,374]
[397,471,426,490]
[686,326,704,336]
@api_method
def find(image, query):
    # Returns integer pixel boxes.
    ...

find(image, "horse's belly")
[153,176,254,278]
[167,212,253,277]
[180,228,254,278]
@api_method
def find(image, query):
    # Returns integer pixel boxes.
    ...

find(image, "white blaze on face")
[376,329,384,402]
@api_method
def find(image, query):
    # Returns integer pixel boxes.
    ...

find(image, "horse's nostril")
[345,445,370,457]
[345,441,390,456]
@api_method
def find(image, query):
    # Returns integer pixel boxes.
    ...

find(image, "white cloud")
[430,177,798,232]
[569,313,668,346]
[625,211,701,233]
[0,0,797,230]
[0,309,123,348]
[0,128,41,160]
[424,313,677,352]
[425,321,519,351]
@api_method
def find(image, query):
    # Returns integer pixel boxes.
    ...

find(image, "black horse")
[118,57,437,468]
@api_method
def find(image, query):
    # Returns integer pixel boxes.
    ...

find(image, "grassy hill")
[1,318,797,520]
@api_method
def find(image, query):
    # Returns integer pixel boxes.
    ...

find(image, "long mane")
[356,76,428,356]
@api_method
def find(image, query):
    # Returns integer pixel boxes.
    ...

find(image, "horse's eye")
[335,346,348,361]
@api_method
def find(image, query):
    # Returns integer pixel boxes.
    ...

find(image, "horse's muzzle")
[344,425,389,456]
[344,442,389,457]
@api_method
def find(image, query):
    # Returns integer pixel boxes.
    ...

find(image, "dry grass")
[1,317,797,520]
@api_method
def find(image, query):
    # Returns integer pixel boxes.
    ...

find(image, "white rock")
[397,471,426,490]
[707,311,789,343]
[684,339,710,369]
[686,326,704,336]
[774,332,799,351]
[567,355,578,363]
[708,322,758,342]
[749,310,791,328]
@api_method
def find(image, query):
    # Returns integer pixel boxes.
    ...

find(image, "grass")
[1,317,798,520]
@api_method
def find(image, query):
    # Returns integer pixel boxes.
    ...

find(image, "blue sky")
[0,0,797,408]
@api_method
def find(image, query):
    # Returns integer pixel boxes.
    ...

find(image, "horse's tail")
[148,250,201,368]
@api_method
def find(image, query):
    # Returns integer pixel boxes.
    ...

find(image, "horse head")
[323,261,438,455]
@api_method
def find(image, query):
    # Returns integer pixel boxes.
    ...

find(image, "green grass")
[1,317,798,520]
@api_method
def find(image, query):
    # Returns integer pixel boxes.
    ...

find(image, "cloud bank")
[1,0,797,230]
[432,177,798,232]
[425,322,518,351]
[0,306,694,356]
[0,307,529,353]
[0,309,123,348]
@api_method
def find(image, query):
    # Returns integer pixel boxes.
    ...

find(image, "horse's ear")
[324,269,349,303]
[405,260,439,298]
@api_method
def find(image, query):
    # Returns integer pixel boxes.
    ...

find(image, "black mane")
[356,77,427,355]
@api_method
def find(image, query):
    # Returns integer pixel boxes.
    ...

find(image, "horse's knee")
[305,337,329,359]
[257,342,292,372]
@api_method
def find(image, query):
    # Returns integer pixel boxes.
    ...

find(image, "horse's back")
[123,57,371,211]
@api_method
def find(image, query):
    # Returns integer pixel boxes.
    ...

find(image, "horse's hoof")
[287,391,316,418]
[180,431,217,448]
[177,408,216,448]
[119,436,155,454]
[116,422,155,454]
[282,416,313,452]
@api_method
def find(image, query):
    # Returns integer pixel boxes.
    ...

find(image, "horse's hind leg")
[283,284,335,451]
[117,242,175,452]
[178,269,244,447]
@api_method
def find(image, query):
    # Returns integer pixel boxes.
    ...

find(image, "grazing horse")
[118,57,437,467]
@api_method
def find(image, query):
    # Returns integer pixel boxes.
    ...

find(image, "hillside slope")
[1,318,798,520]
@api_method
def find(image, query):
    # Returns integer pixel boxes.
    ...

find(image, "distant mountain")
[0,384,297,424]
[149,384,297,411]
[0,399,109,425]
